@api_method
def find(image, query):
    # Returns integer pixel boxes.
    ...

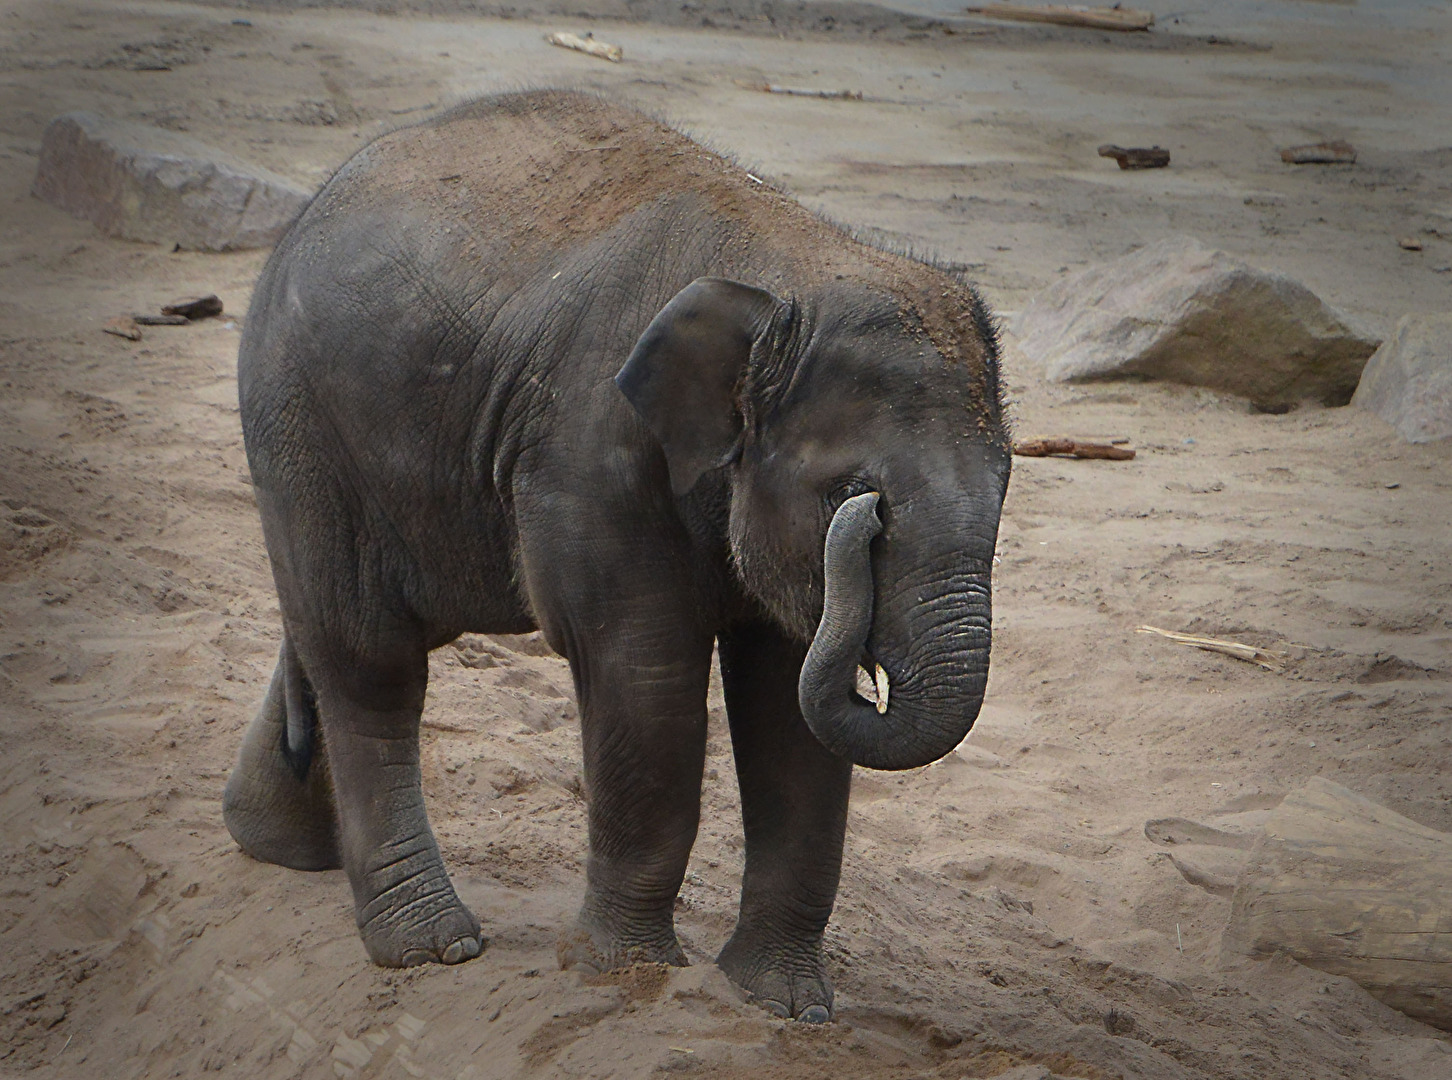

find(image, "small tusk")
[875,664,889,714]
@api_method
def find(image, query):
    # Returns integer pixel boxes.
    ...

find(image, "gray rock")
[1014,237,1378,406]
[1352,313,1452,442]
[32,112,311,251]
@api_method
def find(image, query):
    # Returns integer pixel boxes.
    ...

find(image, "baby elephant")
[223,90,1010,1022]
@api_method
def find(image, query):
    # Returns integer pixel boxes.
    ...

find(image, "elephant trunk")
[798,492,993,771]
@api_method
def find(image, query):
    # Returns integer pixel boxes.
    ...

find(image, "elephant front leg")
[716,623,853,1023]
[306,647,484,968]
[556,627,713,973]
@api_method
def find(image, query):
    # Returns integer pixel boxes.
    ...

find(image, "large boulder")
[1351,313,1452,442]
[1014,237,1378,407]
[32,112,311,251]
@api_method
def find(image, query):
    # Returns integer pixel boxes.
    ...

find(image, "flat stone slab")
[1014,236,1378,406]
[1352,313,1452,442]
[32,111,311,251]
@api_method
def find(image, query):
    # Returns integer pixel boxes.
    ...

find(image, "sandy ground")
[2,1,1451,1077]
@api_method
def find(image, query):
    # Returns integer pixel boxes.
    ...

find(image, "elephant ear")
[617,277,784,496]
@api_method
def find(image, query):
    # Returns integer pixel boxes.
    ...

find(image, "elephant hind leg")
[307,645,483,968]
[223,638,343,871]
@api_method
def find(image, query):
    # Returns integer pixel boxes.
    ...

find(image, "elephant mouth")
[853,653,890,715]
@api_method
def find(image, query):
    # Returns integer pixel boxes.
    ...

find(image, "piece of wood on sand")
[161,294,224,319]
[1279,140,1356,165]
[966,4,1154,31]
[1135,625,1284,670]
[547,31,623,63]
[1098,144,1171,170]
[1013,437,1136,460]
[1222,777,1452,1032]
[102,316,142,341]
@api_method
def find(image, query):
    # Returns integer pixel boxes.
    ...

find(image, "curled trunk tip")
[798,493,991,770]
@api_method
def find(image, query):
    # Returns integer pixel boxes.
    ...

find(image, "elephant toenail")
[463,936,483,958]
[796,1004,831,1024]
[400,949,432,967]
[759,998,791,1019]
[442,941,465,964]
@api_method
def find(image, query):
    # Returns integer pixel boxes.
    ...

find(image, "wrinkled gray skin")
[223,91,1009,1023]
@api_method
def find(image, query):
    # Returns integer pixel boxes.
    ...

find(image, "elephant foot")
[225,781,343,872]
[360,893,484,968]
[223,663,342,872]
[716,930,834,1023]
[556,915,687,974]
[355,856,484,968]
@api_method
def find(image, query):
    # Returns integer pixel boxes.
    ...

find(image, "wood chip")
[966,4,1154,31]
[546,31,623,63]
[1013,437,1136,460]
[1279,140,1356,165]
[102,316,142,341]
[161,294,224,319]
[1098,144,1170,170]
[1135,625,1284,671]
[1398,236,1424,252]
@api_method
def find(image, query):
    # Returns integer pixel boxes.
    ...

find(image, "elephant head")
[617,276,1010,770]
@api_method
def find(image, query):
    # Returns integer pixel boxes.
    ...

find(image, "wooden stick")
[1279,140,1356,165]
[966,4,1154,31]
[1098,144,1171,170]
[546,32,623,63]
[161,294,224,319]
[1013,437,1135,460]
[1135,625,1284,671]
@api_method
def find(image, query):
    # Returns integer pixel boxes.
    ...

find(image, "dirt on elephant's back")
[347,90,821,257]
[315,89,996,379]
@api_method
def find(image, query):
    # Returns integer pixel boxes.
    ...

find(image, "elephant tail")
[279,635,319,780]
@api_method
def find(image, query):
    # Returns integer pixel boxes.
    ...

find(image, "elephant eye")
[826,477,876,514]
